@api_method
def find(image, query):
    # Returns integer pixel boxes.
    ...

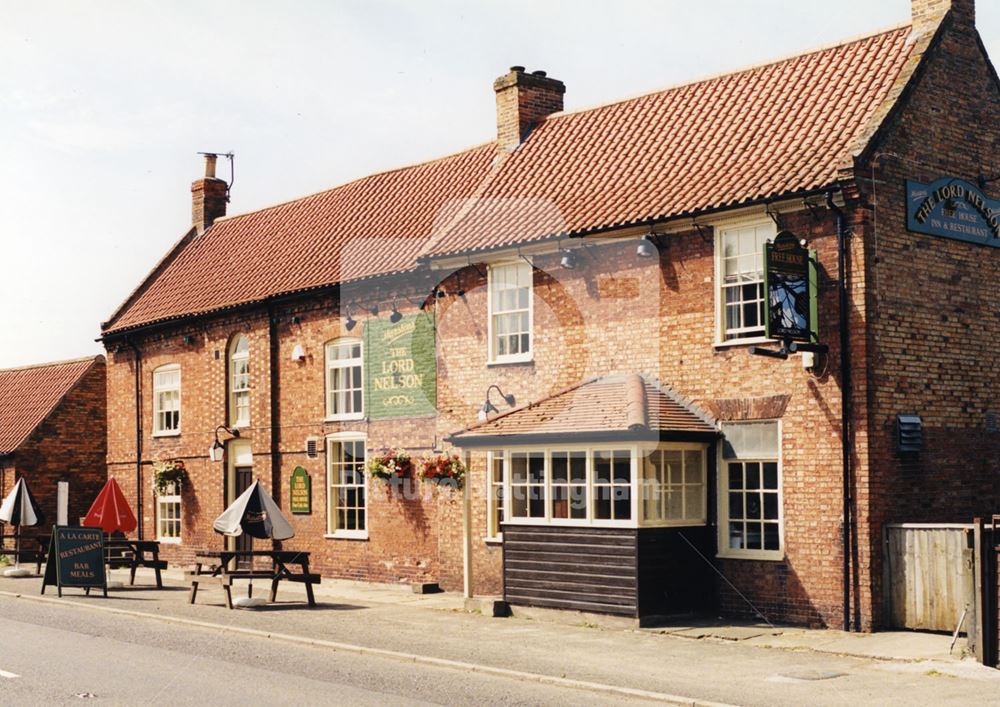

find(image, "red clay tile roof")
[103,25,915,335]
[0,357,102,455]
[447,374,716,445]
[103,145,496,334]
[423,25,914,257]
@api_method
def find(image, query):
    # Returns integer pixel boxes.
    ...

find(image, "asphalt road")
[0,596,645,706]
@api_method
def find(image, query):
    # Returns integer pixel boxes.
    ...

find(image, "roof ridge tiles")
[0,355,103,374]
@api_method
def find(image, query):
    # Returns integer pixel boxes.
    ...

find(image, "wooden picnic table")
[104,539,167,588]
[187,549,320,609]
[0,533,47,575]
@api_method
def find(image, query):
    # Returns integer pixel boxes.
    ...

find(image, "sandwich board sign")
[40,526,107,597]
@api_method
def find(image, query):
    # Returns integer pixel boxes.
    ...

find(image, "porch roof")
[447,374,717,447]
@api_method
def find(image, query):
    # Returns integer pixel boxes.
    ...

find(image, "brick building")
[100,0,1000,629]
[0,356,107,534]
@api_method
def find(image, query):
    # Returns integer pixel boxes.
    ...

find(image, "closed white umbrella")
[0,477,44,577]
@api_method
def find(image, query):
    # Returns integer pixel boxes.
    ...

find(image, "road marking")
[0,669,20,679]
[0,590,735,706]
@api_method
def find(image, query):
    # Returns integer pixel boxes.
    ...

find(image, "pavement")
[0,567,997,706]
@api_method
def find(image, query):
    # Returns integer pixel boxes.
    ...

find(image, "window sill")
[716,550,784,562]
[324,414,365,423]
[152,431,181,438]
[157,537,181,544]
[484,536,503,546]
[639,520,708,528]
[487,355,534,368]
[504,518,636,529]
[713,336,774,350]
[324,532,369,541]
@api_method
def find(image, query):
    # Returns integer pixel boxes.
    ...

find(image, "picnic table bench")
[187,550,320,609]
[104,539,168,588]
[0,533,47,575]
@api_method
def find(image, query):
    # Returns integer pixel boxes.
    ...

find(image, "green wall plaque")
[290,466,311,515]
[364,312,436,420]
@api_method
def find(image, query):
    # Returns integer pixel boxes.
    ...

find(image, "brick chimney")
[493,66,565,154]
[912,0,975,36]
[191,154,228,234]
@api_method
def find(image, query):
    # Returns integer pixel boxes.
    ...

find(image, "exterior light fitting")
[435,289,447,298]
[345,307,357,331]
[559,249,578,269]
[477,384,516,422]
[209,425,240,462]
[389,301,403,323]
[291,344,305,361]
[369,303,380,317]
[636,234,657,258]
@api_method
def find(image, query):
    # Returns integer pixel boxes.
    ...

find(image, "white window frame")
[229,334,250,429]
[325,432,368,540]
[496,443,709,529]
[640,447,708,526]
[486,450,505,542]
[713,217,776,346]
[152,364,181,437]
[716,419,784,561]
[325,338,364,421]
[487,260,533,364]
[156,494,181,543]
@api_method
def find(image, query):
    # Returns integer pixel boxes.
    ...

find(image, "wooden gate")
[883,523,975,632]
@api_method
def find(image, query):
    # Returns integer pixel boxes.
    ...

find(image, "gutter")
[826,190,852,632]
[127,338,144,540]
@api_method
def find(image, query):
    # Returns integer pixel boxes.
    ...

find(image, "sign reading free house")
[365,312,436,419]
[906,177,1000,246]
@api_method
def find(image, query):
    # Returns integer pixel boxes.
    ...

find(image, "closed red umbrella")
[84,478,137,534]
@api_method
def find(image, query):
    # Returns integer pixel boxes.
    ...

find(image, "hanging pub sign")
[40,526,107,597]
[906,177,1000,247]
[764,230,817,342]
[364,312,436,420]
[289,466,311,515]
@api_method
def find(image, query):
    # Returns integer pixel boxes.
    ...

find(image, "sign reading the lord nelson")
[906,177,1000,246]
[290,466,311,515]
[364,312,436,419]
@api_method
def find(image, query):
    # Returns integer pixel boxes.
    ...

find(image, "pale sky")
[1,0,997,368]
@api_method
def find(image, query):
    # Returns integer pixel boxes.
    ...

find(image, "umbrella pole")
[13,528,19,571]
[247,536,253,599]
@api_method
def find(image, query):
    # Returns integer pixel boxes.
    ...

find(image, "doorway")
[227,440,254,569]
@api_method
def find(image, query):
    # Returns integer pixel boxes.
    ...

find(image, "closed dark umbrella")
[213,480,293,604]
[0,477,44,575]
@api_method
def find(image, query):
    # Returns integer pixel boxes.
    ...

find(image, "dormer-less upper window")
[229,334,250,428]
[716,219,775,343]
[488,261,533,363]
[152,364,181,436]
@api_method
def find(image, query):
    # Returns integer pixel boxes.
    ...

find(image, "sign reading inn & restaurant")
[906,177,1000,246]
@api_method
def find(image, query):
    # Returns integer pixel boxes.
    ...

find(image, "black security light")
[478,384,516,422]
[345,306,357,331]
[369,303,380,317]
[182,334,195,345]
[389,301,403,323]
[636,234,657,258]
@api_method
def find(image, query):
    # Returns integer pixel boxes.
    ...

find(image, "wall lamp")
[478,384,516,422]
[389,300,403,323]
[559,249,578,270]
[636,234,657,258]
[208,425,240,462]
[369,303,380,317]
[344,306,357,331]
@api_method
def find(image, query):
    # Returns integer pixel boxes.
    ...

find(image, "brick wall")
[13,359,107,532]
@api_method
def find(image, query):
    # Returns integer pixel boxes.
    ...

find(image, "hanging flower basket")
[367,449,414,483]
[418,454,466,489]
[152,459,188,495]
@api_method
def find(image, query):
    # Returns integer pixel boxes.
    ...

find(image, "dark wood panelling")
[502,524,716,618]
[503,525,639,617]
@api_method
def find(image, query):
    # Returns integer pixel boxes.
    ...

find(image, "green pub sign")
[290,466,311,515]
[364,312,436,419]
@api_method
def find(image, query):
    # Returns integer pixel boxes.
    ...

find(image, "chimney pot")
[532,70,547,77]
[203,153,217,179]
[509,65,525,73]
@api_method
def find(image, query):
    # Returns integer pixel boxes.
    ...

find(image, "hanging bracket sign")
[40,525,107,598]
[906,177,1000,246]
[289,466,311,515]
[764,231,817,343]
